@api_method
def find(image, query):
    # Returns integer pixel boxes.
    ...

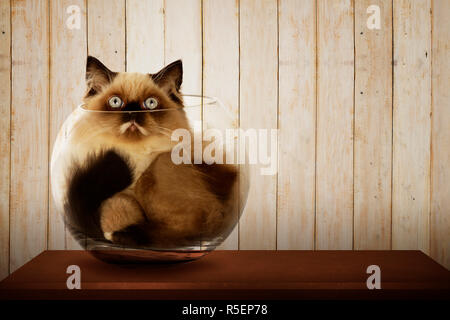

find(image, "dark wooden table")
[0,250,449,300]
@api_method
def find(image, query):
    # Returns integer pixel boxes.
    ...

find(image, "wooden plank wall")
[10,0,49,273]
[354,0,392,250]
[165,0,202,95]
[316,0,354,250]
[392,0,431,253]
[431,0,450,269]
[239,0,278,250]
[277,0,316,250]
[0,0,11,280]
[126,0,165,73]
[49,0,87,250]
[1,0,449,278]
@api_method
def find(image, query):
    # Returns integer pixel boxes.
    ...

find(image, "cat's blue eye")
[143,97,158,110]
[108,96,123,109]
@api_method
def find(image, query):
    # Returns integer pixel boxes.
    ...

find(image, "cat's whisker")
[152,129,172,138]
[152,125,174,134]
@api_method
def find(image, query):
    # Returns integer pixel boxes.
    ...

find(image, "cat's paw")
[104,232,113,241]
[100,192,145,236]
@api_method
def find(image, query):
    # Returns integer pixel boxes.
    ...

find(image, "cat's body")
[52,57,237,247]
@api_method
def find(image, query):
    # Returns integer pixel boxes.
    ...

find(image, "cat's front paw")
[104,232,113,241]
[100,192,145,237]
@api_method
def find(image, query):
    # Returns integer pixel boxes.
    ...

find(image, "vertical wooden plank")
[126,0,164,72]
[165,0,202,94]
[277,0,316,249]
[392,0,431,252]
[354,0,392,250]
[49,0,87,250]
[316,0,354,250]
[202,0,239,250]
[88,0,125,71]
[0,0,11,280]
[431,0,450,269]
[10,0,49,272]
[239,0,277,249]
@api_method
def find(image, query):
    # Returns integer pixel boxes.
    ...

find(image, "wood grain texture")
[10,0,49,272]
[354,0,392,250]
[239,0,277,249]
[431,0,450,269]
[277,0,316,249]
[0,0,11,280]
[392,0,431,252]
[202,0,239,250]
[316,0,354,250]
[87,0,125,71]
[164,0,202,95]
[126,0,165,73]
[49,0,87,250]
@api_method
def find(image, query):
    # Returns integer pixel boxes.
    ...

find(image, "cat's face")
[82,57,189,142]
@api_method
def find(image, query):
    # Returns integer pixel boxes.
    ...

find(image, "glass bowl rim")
[77,94,218,114]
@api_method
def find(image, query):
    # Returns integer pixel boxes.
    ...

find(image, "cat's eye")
[143,97,158,110]
[108,96,123,109]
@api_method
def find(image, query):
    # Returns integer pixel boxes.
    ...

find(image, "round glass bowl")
[51,95,249,263]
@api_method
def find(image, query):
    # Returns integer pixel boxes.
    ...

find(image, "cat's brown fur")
[76,56,237,247]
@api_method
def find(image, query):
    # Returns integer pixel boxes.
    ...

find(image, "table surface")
[0,250,449,300]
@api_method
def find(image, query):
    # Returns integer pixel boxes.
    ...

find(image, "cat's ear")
[85,56,117,97]
[151,60,183,102]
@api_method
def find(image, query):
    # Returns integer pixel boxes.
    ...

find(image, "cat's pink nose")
[129,123,137,132]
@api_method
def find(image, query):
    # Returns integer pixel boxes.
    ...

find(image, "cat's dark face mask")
[81,57,189,141]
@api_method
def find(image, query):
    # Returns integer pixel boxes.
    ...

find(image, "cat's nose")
[122,101,141,112]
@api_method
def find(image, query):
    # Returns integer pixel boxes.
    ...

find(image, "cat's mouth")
[119,120,149,136]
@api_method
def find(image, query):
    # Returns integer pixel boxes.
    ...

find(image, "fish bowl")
[51,95,249,263]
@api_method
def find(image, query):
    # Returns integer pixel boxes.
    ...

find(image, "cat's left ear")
[151,60,183,103]
[85,56,117,97]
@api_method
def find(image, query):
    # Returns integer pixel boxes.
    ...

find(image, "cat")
[61,56,237,247]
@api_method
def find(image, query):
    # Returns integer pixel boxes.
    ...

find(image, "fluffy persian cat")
[56,56,237,247]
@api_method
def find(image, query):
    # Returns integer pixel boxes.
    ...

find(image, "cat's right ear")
[85,56,117,97]
[151,60,183,103]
